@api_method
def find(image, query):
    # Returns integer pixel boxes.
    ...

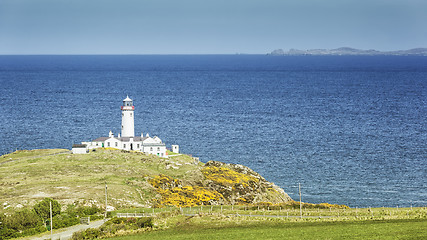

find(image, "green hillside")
[0,148,292,212]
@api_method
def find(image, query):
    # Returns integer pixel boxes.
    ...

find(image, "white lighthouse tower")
[121,96,135,137]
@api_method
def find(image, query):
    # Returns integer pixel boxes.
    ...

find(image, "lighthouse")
[121,96,135,137]
[78,96,175,158]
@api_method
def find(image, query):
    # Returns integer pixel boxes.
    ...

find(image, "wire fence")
[114,205,427,220]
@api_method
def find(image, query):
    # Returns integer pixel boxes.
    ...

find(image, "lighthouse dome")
[123,96,132,102]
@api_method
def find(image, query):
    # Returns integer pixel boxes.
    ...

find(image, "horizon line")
[1,47,426,56]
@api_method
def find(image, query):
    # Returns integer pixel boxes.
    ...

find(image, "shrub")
[0,227,19,240]
[202,166,259,188]
[109,217,127,224]
[0,210,46,239]
[20,225,47,237]
[72,217,154,240]
[66,205,102,217]
[72,228,101,240]
[34,198,61,220]
[99,222,128,235]
[88,214,104,221]
[150,175,224,207]
[3,209,43,231]
[136,217,153,228]
[52,213,80,229]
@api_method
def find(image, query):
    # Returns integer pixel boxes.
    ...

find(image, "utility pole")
[105,182,108,220]
[299,183,302,219]
[50,201,53,239]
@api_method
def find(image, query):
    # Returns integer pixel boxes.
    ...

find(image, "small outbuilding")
[171,145,179,153]
[72,144,88,154]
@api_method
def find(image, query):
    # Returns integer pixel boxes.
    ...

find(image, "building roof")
[72,144,87,148]
[92,137,110,142]
[123,95,132,101]
[119,136,147,142]
[93,136,149,142]
[91,136,165,146]
[143,143,166,146]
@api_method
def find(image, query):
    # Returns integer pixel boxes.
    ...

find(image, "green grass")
[166,150,179,156]
[109,218,427,240]
[0,149,68,163]
[111,205,426,220]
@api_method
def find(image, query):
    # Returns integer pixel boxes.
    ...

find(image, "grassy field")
[110,218,427,240]
[106,206,426,239]
[113,205,425,218]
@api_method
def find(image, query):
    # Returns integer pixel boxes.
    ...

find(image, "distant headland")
[268,47,427,56]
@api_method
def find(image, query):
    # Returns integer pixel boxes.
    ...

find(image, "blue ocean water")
[0,55,426,207]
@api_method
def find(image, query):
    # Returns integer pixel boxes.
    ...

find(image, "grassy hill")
[0,148,292,212]
[3,149,425,240]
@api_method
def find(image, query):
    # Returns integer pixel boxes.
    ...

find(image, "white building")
[171,145,179,153]
[78,96,173,158]
[72,144,88,154]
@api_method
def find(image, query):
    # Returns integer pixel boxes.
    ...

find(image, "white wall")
[72,147,87,154]
[82,141,103,150]
[105,138,121,149]
[171,145,179,153]
[121,110,135,137]
[143,145,167,157]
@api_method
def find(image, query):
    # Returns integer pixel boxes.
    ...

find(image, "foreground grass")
[110,218,427,240]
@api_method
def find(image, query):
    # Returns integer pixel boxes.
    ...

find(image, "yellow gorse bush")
[103,147,119,151]
[149,174,180,189]
[201,166,259,189]
[156,186,223,207]
[149,175,224,207]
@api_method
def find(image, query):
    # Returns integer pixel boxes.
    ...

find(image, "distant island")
[268,47,427,56]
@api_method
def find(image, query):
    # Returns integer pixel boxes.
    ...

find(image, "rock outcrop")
[148,160,292,207]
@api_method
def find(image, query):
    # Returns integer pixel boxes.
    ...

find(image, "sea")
[0,55,426,208]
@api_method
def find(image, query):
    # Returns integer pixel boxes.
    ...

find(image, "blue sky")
[0,0,426,54]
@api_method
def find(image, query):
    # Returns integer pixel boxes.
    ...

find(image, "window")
[157,147,160,151]
[122,113,124,116]
[107,142,110,147]
[124,144,126,148]
[96,143,98,146]
[115,142,118,147]
[130,113,132,117]
[137,144,140,148]
[150,147,153,151]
